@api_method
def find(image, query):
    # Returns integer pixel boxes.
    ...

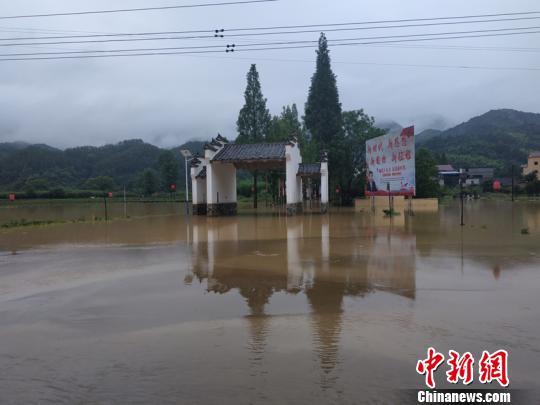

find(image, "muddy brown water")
[0,200,539,404]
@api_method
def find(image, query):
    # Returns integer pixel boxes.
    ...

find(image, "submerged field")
[0,200,539,403]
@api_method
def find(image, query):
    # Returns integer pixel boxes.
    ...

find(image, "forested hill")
[419,109,540,174]
[0,139,204,192]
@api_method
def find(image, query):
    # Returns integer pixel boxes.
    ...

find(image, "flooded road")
[0,200,539,404]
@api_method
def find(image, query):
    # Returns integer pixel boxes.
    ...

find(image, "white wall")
[207,162,237,204]
[191,164,207,205]
[285,142,302,205]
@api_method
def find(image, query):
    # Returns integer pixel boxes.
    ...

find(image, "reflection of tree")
[492,265,501,280]
[239,285,273,317]
[306,281,345,376]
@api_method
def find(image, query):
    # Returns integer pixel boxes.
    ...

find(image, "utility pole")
[123,186,127,218]
[459,172,465,226]
[387,182,391,213]
[103,193,108,221]
[511,164,515,202]
[180,149,192,216]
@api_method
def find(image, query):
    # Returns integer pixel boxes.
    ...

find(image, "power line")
[222,21,540,38]
[1,47,537,71]
[0,9,538,32]
[0,28,214,41]
[0,34,217,46]
[2,24,539,47]
[0,0,278,20]
[3,28,540,58]
[233,30,540,53]
[192,53,540,72]
[1,30,539,65]
[8,37,540,58]
[3,14,540,42]
[224,10,540,30]
[224,15,540,35]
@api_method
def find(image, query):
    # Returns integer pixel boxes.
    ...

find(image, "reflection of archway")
[187,215,417,383]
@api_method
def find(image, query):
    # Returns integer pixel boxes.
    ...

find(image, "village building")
[436,165,496,187]
[190,135,329,216]
[462,167,495,186]
[522,151,540,178]
[436,164,460,187]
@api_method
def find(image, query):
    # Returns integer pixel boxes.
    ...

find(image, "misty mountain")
[375,119,402,135]
[420,109,540,174]
[0,142,31,160]
[0,139,205,191]
[416,129,443,144]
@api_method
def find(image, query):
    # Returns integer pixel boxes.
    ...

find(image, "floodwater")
[0,200,539,404]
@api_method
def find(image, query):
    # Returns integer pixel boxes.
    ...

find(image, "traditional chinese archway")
[190,135,329,216]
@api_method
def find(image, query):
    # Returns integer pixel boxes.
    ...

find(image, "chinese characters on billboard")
[365,126,415,196]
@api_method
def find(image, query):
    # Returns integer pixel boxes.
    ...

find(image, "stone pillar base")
[207,203,237,217]
[286,202,303,216]
[192,204,207,216]
[320,203,329,214]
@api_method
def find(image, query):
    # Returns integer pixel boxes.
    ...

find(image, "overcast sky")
[0,0,538,149]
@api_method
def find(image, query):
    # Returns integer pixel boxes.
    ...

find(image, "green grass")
[1,219,63,229]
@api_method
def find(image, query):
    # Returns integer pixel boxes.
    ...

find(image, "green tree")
[524,170,540,195]
[158,151,179,191]
[341,110,385,198]
[415,148,440,198]
[84,176,115,191]
[24,178,50,191]
[304,33,347,202]
[236,64,271,208]
[268,104,303,142]
[304,33,343,150]
[236,64,271,144]
[139,169,159,196]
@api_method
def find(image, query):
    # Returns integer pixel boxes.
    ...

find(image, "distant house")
[522,151,540,179]
[436,164,460,187]
[462,167,495,185]
[436,165,496,187]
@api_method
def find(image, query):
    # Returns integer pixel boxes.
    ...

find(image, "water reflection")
[188,215,417,381]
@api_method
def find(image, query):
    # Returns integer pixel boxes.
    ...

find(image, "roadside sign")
[366,126,416,196]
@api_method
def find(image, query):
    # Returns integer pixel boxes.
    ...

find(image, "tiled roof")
[530,151,540,158]
[436,164,455,172]
[195,166,207,179]
[297,163,321,176]
[190,157,202,167]
[212,142,287,162]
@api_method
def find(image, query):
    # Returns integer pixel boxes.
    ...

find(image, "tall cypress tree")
[305,33,345,202]
[236,64,271,208]
[236,64,271,144]
[304,33,343,150]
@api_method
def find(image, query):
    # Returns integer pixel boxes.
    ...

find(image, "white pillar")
[320,159,329,213]
[285,141,302,215]
[286,218,302,290]
[191,166,198,206]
